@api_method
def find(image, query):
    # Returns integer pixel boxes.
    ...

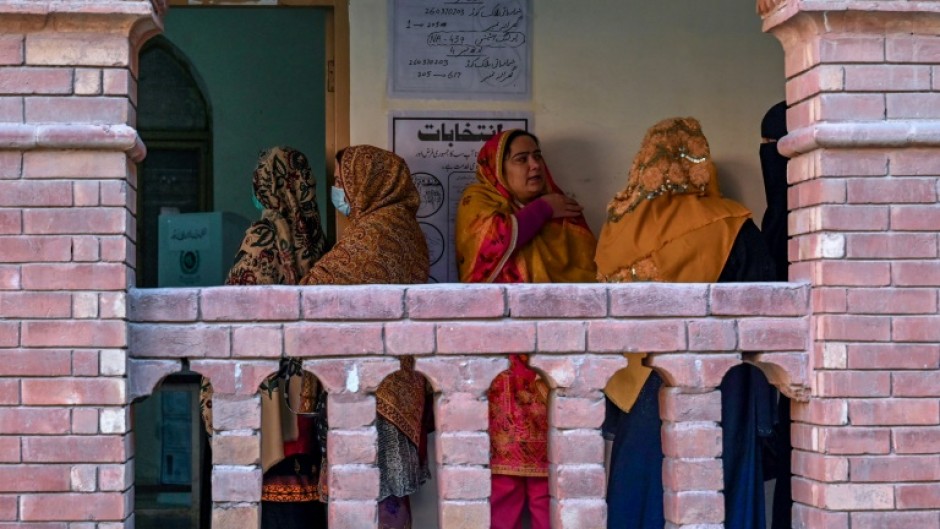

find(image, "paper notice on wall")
[391,113,531,283]
[389,0,531,99]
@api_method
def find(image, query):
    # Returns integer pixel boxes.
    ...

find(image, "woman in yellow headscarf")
[596,118,776,529]
[456,129,597,529]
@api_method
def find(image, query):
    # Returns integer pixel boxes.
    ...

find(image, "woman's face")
[503,134,547,204]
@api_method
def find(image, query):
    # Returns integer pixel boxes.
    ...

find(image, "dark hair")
[502,130,540,160]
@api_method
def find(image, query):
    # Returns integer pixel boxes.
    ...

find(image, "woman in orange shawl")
[202,146,329,528]
[456,130,597,529]
[300,145,431,529]
[596,118,776,529]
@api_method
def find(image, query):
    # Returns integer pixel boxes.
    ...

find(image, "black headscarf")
[759,101,789,281]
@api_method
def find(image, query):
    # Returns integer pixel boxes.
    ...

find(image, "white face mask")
[331,186,351,216]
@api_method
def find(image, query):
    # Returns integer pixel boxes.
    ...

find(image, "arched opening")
[373,357,436,527]
[131,372,211,529]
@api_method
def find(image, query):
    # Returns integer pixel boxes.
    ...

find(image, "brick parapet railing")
[128,282,811,529]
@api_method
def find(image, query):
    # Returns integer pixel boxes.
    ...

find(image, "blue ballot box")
[157,212,250,287]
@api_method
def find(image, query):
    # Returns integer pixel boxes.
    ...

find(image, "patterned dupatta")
[300,145,429,446]
[455,130,597,284]
[596,118,751,413]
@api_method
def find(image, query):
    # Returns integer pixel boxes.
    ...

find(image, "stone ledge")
[780,120,940,157]
[0,123,144,161]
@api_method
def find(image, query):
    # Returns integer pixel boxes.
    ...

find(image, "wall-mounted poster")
[389,0,531,99]
[391,113,531,283]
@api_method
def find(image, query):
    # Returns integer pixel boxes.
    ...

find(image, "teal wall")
[164,7,328,226]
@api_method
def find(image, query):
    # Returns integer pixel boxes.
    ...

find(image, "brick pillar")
[530,354,627,529]
[0,1,160,527]
[766,4,940,528]
[308,357,400,529]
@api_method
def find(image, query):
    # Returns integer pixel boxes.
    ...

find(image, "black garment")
[605,219,778,529]
[261,499,326,529]
[759,143,789,282]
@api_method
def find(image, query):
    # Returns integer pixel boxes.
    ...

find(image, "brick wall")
[766,4,940,529]
[128,283,811,529]
[0,1,936,528]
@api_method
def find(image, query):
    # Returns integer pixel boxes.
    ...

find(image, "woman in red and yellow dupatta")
[456,130,597,529]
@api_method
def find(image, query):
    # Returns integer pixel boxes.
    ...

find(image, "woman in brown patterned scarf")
[201,146,329,529]
[301,145,431,529]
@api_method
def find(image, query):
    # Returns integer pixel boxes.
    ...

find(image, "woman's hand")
[540,193,583,218]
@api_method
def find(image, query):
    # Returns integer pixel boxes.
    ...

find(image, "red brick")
[0,321,18,346]
[660,389,721,422]
[817,315,890,342]
[844,64,931,91]
[848,343,939,370]
[71,349,99,376]
[663,490,723,525]
[406,284,504,319]
[22,151,127,179]
[887,35,940,62]
[816,261,891,287]
[23,207,127,235]
[852,511,940,529]
[22,378,125,406]
[648,353,739,390]
[100,236,132,263]
[212,395,260,431]
[0,349,70,376]
[0,181,72,207]
[25,97,129,124]
[893,316,940,342]
[814,426,892,455]
[663,458,723,491]
[548,429,603,464]
[284,323,383,356]
[661,422,721,458]
[890,149,940,176]
[508,284,607,318]
[896,483,940,509]
[888,93,940,119]
[850,455,940,482]
[609,283,708,317]
[0,67,73,95]
[739,317,808,351]
[812,288,847,313]
[102,69,131,96]
[0,265,20,290]
[686,319,737,351]
[792,451,849,482]
[435,392,488,432]
[793,503,849,529]
[234,360,280,395]
[814,94,886,122]
[99,180,126,206]
[22,436,127,463]
[71,407,99,434]
[211,435,260,466]
[893,261,940,286]
[791,205,889,234]
[893,426,940,454]
[0,465,70,492]
[128,324,230,358]
[230,325,283,358]
[74,68,102,95]
[0,35,23,66]
[550,396,604,429]
[817,371,890,398]
[21,320,125,348]
[437,322,535,354]
[328,465,380,500]
[849,398,938,426]
[384,321,435,355]
[0,380,18,405]
[326,393,375,430]
[25,33,130,67]
[20,492,125,521]
[302,285,403,320]
[820,483,895,510]
[789,178,847,209]
[0,211,21,234]
[211,466,261,502]
[71,236,100,262]
[212,505,260,529]
[552,465,605,498]
[201,286,299,321]
[845,233,937,259]
[818,150,889,178]
[127,288,198,322]
[328,500,376,529]
[0,291,71,317]
[891,205,940,231]
[439,466,489,500]
[98,463,131,492]
[437,432,489,465]
[786,65,844,103]
[710,283,808,316]
[188,359,235,395]
[439,500,489,529]
[0,236,74,263]
[22,263,127,290]
[127,359,182,401]
[0,408,69,434]
[894,370,940,397]
[0,97,23,122]
[819,35,885,63]
[588,320,685,353]
[847,178,937,204]
[848,288,937,314]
